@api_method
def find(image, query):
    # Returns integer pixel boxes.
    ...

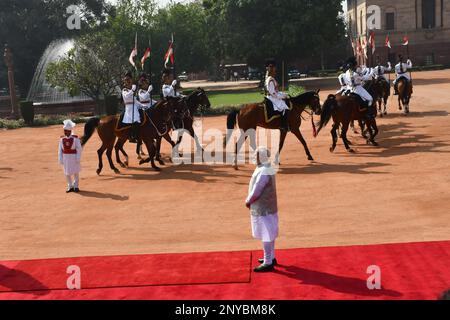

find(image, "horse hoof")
[114,169,120,174]
[329,147,335,153]
[348,148,355,153]
[308,156,314,161]
[120,163,127,168]
[372,141,379,146]
[234,166,239,171]
[152,167,161,172]
[139,159,145,165]
[137,156,142,160]
[158,160,165,166]
[96,169,102,175]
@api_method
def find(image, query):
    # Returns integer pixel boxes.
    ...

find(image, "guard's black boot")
[258,258,278,266]
[280,110,290,132]
[129,123,139,143]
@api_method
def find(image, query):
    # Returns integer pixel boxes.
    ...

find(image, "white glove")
[131,84,137,92]
[387,62,392,67]
[171,80,177,87]
[407,59,412,65]
[148,85,153,93]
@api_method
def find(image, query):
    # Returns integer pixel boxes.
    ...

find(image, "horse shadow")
[353,121,450,158]
[384,110,449,119]
[76,190,129,201]
[0,264,50,296]
[408,78,450,86]
[107,163,236,183]
[279,162,390,175]
[274,265,402,298]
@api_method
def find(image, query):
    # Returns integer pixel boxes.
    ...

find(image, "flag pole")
[148,36,152,103]
[387,34,391,85]
[172,33,176,95]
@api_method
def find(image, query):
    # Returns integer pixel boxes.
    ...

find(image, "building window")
[386,12,395,30]
[422,0,436,29]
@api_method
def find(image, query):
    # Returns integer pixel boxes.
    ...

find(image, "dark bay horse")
[81,100,176,174]
[317,94,379,153]
[374,78,391,117]
[397,77,413,115]
[156,88,211,160]
[225,90,322,169]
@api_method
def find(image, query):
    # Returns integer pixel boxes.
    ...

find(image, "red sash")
[62,136,77,154]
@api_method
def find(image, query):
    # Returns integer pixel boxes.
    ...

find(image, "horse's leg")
[330,123,339,153]
[187,127,204,160]
[275,129,288,165]
[114,138,128,168]
[369,120,379,146]
[351,120,358,134]
[341,122,354,153]
[96,144,107,175]
[143,138,160,171]
[106,142,120,174]
[291,128,314,161]
[359,120,367,139]
[154,137,165,166]
[136,141,143,160]
[234,131,248,170]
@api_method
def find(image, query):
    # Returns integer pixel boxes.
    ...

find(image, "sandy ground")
[1,70,449,261]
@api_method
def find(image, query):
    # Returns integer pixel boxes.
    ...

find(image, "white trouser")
[66,174,79,189]
[262,241,276,265]
[352,86,373,106]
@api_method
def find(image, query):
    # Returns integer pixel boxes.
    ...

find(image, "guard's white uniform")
[337,73,348,94]
[162,80,182,98]
[394,60,413,84]
[345,69,373,106]
[122,85,142,123]
[138,85,157,110]
[372,63,392,82]
[58,134,82,190]
[265,76,289,112]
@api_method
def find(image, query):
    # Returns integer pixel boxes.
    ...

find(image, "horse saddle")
[263,98,287,123]
[116,109,147,131]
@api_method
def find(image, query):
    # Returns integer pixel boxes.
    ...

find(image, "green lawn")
[207,90,264,108]
[206,85,305,109]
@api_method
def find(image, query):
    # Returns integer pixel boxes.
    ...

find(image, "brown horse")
[317,94,379,153]
[81,100,176,174]
[397,77,413,115]
[373,78,390,117]
[225,90,322,169]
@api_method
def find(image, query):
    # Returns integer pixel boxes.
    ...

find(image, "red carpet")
[0,241,449,300]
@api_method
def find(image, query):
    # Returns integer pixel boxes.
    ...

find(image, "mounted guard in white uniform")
[161,68,182,98]
[138,73,157,110]
[264,59,289,131]
[121,71,142,143]
[344,56,374,108]
[394,54,413,95]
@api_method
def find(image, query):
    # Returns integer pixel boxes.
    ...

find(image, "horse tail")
[316,94,337,134]
[227,108,239,130]
[224,108,240,147]
[81,117,100,146]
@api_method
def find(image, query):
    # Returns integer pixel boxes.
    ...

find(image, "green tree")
[46,33,127,114]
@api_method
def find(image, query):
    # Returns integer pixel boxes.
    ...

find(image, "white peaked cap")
[63,119,76,131]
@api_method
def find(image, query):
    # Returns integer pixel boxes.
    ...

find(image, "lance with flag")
[164,33,176,94]
[141,37,152,101]
[402,34,412,81]
[129,32,138,71]
[385,34,392,84]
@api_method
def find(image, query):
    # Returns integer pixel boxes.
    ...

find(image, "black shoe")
[66,188,74,193]
[74,188,80,193]
[253,264,275,273]
[258,258,278,266]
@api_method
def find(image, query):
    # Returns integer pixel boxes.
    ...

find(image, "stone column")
[3,44,19,119]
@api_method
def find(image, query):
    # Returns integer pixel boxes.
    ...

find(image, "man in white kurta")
[246,147,279,273]
[58,120,82,193]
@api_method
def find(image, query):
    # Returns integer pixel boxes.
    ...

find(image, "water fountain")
[27,39,90,104]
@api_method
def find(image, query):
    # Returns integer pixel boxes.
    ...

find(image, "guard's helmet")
[346,56,357,68]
